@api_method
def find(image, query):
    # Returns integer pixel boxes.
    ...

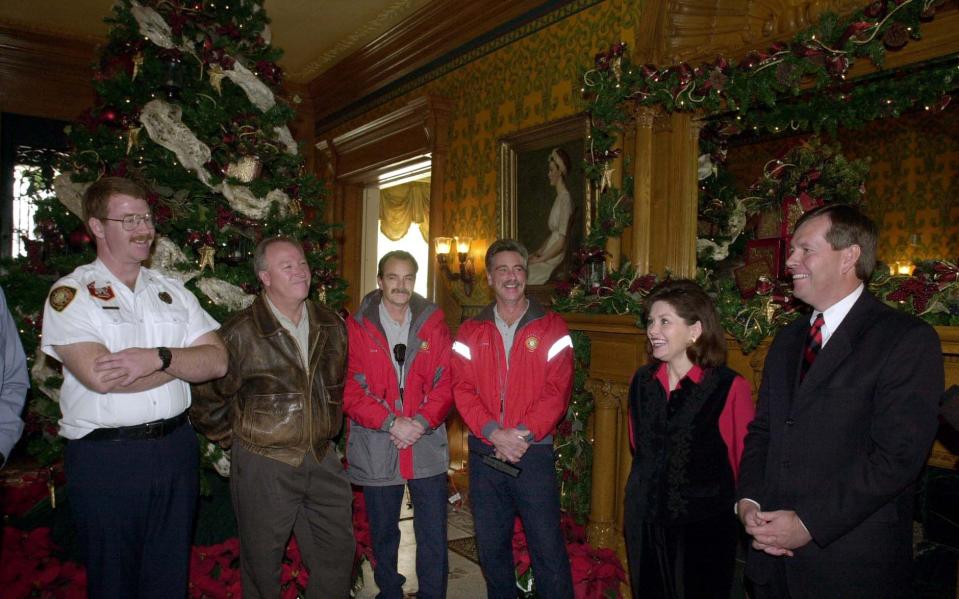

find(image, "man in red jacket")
[452,239,574,599]
[344,250,454,599]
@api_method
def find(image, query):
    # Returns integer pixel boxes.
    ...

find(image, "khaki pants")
[231,443,355,599]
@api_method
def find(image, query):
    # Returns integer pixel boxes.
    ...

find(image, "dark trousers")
[231,443,355,599]
[468,436,573,599]
[363,473,449,599]
[625,511,737,599]
[65,422,198,599]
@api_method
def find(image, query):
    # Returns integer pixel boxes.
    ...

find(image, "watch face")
[159,347,172,370]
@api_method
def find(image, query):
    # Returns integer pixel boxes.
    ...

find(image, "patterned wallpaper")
[329,0,641,258]
[725,100,959,269]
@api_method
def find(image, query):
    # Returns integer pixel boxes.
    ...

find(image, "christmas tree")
[3,0,343,467]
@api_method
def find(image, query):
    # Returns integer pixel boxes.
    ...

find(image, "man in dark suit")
[737,204,944,598]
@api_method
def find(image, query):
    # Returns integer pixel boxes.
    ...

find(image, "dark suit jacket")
[738,290,944,599]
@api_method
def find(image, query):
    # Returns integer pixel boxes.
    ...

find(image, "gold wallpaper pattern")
[726,101,959,269]
[330,0,641,258]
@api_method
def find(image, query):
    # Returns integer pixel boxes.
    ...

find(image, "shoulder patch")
[49,286,77,312]
[158,291,173,304]
[420,340,430,351]
[525,336,539,351]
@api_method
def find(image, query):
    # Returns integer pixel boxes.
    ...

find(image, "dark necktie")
[801,313,825,381]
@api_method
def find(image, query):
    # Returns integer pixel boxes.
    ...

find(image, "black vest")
[625,364,737,525]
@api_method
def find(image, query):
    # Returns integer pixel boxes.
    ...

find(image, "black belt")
[82,412,189,442]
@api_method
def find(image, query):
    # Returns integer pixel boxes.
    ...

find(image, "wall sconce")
[893,260,915,276]
[435,236,475,296]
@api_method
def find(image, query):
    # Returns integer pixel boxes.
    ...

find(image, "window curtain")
[379,180,430,242]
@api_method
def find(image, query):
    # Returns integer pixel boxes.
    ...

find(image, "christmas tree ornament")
[225,155,262,183]
[198,244,216,272]
[126,126,142,154]
[208,64,226,93]
[132,52,144,80]
[68,227,92,249]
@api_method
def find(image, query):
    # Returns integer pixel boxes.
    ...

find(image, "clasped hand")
[390,417,425,449]
[489,427,530,463]
[93,347,162,387]
[738,500,812,557]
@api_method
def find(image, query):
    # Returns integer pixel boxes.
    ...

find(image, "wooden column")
[584,379,628,548]
[664,112,702,278]
[629,108,657,274]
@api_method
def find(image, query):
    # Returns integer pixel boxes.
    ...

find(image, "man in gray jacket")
[344,251,454,599]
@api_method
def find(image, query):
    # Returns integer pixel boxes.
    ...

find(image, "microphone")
[393,343,406,366]
[393,343,407,399]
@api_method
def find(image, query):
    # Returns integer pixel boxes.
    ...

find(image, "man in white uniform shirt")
[41,177,227,598]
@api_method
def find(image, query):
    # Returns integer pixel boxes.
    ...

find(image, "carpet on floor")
[448,536,480,564]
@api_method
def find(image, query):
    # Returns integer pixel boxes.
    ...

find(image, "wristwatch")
[157,346,173,371]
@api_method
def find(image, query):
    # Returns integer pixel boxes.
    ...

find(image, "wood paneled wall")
[0,26,96,121]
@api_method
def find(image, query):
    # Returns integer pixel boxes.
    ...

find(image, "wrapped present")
[735,239,785,299]
[781,193,823,237]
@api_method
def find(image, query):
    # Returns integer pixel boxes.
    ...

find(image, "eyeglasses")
[101,213,154,230]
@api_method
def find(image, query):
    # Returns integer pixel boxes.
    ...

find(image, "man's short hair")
[253,235,303,276]
[82,177,148,222]
[377,250,418,278]
[794,204,878,281]
[484,239,529,273]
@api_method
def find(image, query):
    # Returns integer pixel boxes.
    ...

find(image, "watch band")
[157,346,173,371]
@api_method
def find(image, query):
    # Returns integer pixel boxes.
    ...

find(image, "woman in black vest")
[624,279,755,598]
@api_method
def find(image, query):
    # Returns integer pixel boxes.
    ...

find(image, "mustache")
[390,289,410,295]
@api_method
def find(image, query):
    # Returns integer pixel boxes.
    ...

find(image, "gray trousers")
[231,443,355,599]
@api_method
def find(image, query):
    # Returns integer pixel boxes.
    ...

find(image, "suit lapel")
[796,291,880,393]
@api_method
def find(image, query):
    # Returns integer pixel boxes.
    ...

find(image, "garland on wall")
[558,0,958,350]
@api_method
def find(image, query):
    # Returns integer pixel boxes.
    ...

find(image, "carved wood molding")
[316,95,450,183]
[307,0,581,130]
[637,0,958,74]
[585,379,630,410]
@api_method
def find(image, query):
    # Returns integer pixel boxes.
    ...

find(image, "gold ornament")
[133,52,144,80]
[225,155,262,183]
[316,285,326,304]
[198,244,216,272]
[126,126,142,155]
[611,56,623,83]
[208,64,225,94]
[288,197,301,216]
[601,164,615,192]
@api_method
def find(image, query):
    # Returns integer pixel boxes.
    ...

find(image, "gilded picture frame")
[497,114,589,289]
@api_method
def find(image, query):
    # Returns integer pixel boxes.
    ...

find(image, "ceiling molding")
[309,0,594,134]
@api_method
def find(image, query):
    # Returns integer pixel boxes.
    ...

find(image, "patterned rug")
[447,536,480,564]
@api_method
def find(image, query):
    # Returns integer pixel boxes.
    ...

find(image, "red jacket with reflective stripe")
[451,299,573,445]
[344,291,453,482]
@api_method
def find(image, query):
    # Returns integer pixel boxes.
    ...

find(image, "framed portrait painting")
[497,114,589,288]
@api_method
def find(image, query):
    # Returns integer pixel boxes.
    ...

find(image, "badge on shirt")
[420,341,430,352]
[49,286,77,312]
[87,282,115,301]
[158,291,173,304]
[525,336,539,352]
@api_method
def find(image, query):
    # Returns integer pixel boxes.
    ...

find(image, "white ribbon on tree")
[152,236,199,284]
[53,173,89,219]
[224,59,276,112]
[140,99,216,187]
[196,277,256,311]
[221,183,291,220]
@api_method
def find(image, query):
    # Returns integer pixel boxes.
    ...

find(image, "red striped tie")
[801,313,825,381]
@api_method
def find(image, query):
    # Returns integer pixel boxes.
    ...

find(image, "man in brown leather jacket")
[191,236,354,599]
